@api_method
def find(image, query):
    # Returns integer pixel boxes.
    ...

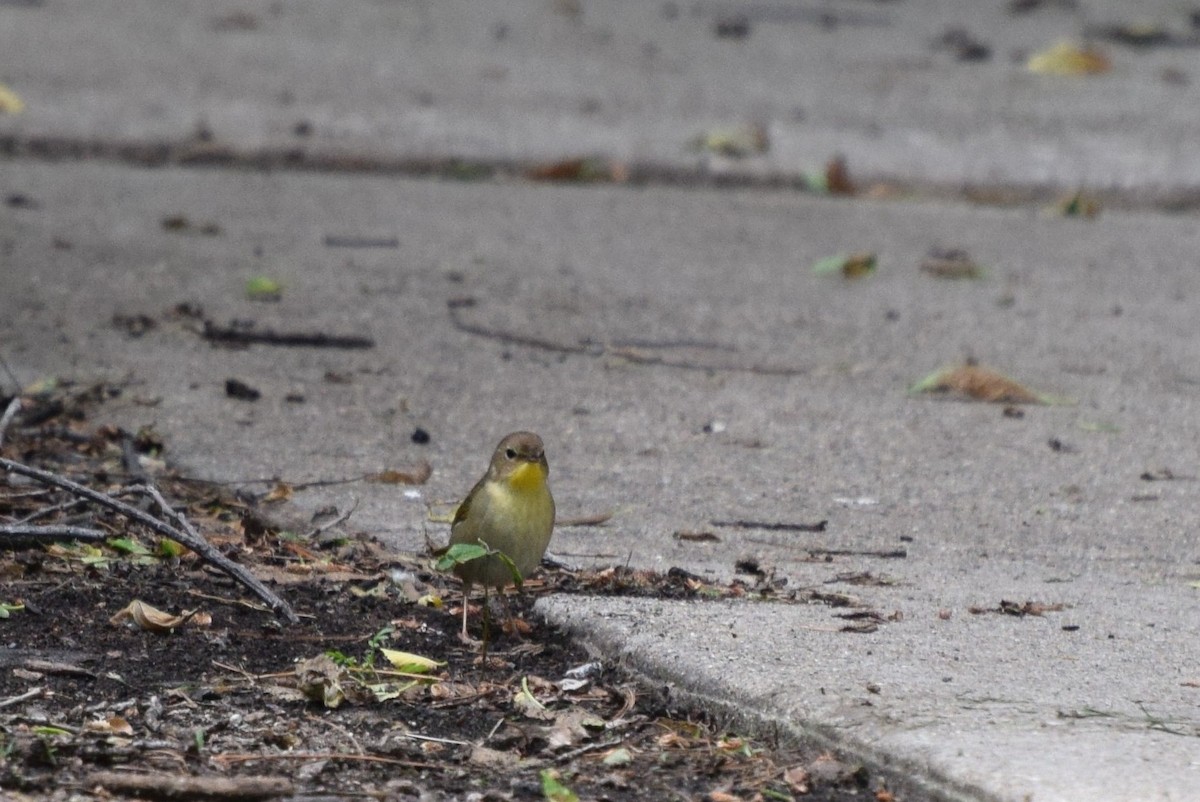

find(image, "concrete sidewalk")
[2,3,1199,801]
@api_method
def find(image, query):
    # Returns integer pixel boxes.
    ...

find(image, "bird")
[448,431,555,641]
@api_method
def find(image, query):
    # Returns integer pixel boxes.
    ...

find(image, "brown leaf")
[825,156,856,195]
[263,482,294,503]
[368,461,433,485]
[910,364,1045,404]
[109,600,208,632]
[294,655,347,708]
[783,765,810,793]
[83,716,134,736]
[707,792,744,802]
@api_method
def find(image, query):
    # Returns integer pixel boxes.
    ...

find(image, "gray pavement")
[2,2,1199,801]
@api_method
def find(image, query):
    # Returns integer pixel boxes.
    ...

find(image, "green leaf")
[434,543,489,571]
[33,726,72,737]
[324,650,358,668]
[108,538,151,556]
[539,769,580,802]
[245,276,283,301]
[380,649,444,674]
[156,538,186,558]
[494,548,524,589]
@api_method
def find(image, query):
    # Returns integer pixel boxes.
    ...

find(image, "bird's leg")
[479,584,492,657]
[458,581,476,644]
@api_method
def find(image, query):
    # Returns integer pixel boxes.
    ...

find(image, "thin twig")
[806,547,908,559]
[131,482,300,624]
[211,752,446,770]
[85,770,293,801]
[712,518,828,532]
[482,716,506,744]
[187,590,273,614]
[11,496,87,525]
[309,498,357,537]
[202,320,375,349]
[448,299,808,375]
[0,523,108,541]
[0,457,298,623]
[557,511,613,527]
[553,736,626,764]
[447,300,587,355]
[400,731,472,748]
[0,396,20,448]
[0,687,45,710]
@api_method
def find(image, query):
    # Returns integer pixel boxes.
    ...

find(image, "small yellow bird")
[449,431,555,640]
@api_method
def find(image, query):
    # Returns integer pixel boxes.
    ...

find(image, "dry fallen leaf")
[708,791,744,802]
[783,765,811,793]
[0,82,25,114]
[813,251,877,279]
[295,655,347,709]
[1028,40,1110,75]
[368,461,433,485]
[109,600,209,632]
[690,123,769,158]
[83,716,135,736]
[910,364,1055,404]
[920,248,985,279]
[807,155,856,195]
[262,482,294,503]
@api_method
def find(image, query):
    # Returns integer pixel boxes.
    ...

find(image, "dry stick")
[11,496,87,525]
[0,523,108,541]
[85,770,293,801]
[0,457,299,623]
[807,547,908,559]
[211,752,446,770]
[0,687,45,710]
[202,320,375,349]
[712,518,828,532]
[131,482,299,624]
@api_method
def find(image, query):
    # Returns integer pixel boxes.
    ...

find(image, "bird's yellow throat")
[506,460,547,493]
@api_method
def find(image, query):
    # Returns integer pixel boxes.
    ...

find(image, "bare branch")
[0,457,299,623]
[0,523,108,541]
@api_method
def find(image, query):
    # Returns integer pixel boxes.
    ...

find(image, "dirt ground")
[0,380,900,802]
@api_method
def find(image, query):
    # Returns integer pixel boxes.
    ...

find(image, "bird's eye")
[505,448,517,460]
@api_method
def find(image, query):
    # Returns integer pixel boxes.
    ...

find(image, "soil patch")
[1,381,898,801]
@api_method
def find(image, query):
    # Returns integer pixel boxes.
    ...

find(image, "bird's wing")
[450,476,487,533]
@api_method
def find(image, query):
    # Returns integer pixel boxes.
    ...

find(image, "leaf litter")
[1,379,904,801]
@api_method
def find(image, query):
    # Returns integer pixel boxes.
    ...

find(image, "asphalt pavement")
[2,2,1199,801]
